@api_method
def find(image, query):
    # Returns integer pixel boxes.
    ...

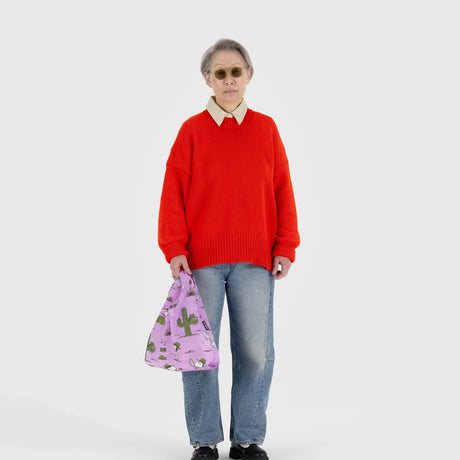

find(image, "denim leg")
[225,262,275,445]
[182,264,226,446]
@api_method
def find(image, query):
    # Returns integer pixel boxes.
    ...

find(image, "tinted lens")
[231,67,243,77]
[214,68,243,80]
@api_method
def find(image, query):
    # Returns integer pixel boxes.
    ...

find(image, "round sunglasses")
[213,67,246,80]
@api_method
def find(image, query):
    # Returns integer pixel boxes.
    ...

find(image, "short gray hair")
[201,38,254,79]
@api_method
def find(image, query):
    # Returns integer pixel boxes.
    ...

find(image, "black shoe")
[191,446,219,459]
[229,443,268,459]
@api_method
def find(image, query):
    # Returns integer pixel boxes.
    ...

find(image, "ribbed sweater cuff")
[271,245,296,263]
[162,241,188,264]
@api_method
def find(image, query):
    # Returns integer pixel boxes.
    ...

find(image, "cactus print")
[145,270,219,372]
[177,307,198,337]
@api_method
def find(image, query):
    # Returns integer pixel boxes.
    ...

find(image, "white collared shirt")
[206,95,248,126]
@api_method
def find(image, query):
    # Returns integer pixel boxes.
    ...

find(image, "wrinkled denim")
[182,262,275,447]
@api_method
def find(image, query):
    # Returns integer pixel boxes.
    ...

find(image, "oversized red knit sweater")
[158,107,300,272]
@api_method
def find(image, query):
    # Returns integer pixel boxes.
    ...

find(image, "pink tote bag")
[145,270,219,372]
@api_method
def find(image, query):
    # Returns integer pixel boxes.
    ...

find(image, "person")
[158,38,300,460]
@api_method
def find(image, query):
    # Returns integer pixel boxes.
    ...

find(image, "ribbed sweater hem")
[186,233,275,273]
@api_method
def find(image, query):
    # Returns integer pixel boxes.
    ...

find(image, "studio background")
[1,1,459,459]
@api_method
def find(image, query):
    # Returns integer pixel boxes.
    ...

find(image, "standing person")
[158,38,300,460]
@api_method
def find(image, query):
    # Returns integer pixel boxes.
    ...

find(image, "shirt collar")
[206,95,248,126]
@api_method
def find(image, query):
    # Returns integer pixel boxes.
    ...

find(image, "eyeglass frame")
[208,66,250,80]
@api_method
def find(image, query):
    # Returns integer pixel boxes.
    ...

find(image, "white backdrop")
[1,1,459,459]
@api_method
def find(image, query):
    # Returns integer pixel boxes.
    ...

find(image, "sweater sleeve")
[271,120,301,262]
[157,123,192,264]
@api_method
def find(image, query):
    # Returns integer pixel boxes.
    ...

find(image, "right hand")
[170,254,192,280]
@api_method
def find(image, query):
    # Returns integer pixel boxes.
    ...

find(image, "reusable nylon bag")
[145,269,219,372]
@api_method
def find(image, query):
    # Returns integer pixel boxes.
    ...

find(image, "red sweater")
[158,107,300,272]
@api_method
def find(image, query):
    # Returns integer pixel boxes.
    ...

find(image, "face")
[204,50,251,111]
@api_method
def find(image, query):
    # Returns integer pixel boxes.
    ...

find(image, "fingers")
[170,255,192,280]
[171,260,180,280]
[172,265,182,279]
[272,256,291,280]
[274,269,287,280]
[183,260,192,275]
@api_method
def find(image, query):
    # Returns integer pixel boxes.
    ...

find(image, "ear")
[245,67,252,85]
[203,72,212,88]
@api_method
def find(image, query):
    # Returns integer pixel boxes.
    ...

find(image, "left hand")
[271,255,292,280]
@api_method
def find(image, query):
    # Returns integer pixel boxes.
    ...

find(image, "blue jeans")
[182,262,275,447]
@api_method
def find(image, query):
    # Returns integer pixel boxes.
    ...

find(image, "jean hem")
[191,438,224,447]
[230,439,264,445]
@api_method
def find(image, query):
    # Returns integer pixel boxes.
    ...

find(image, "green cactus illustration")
[146,341,156,353]
[166,296,173,302]
[160,347,167,352]
[177,307,198,336]
[159,355,166,360]
[156,315,165,325]
[185,279,196,297]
